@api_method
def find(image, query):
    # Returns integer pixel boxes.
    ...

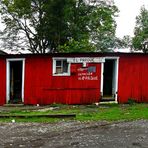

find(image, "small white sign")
[67,57,105,63]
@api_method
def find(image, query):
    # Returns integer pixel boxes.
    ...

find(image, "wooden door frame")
[100,57,119,103]
[6,58,25,103]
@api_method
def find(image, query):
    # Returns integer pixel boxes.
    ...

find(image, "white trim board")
[6,58,25,103]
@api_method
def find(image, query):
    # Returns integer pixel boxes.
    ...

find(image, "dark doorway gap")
[102,59,115,101]
[10,61,22,103]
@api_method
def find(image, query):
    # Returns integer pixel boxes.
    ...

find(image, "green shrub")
[127,98,137,105]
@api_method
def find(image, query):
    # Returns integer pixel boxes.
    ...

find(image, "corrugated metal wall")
[118,55,148,103]
[24,56,101,105]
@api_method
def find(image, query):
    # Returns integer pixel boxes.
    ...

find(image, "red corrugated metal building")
[0,53,148,105]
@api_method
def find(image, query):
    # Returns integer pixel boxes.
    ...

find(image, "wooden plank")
[0,114,76,118]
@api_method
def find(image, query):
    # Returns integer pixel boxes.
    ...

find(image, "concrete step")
[99,101,117,105]
[3,104,24,107]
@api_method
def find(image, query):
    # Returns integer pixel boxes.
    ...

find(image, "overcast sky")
[0,0,148,38]
[114,0,148,38]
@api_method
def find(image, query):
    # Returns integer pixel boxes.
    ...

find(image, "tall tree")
[0,0,118,53]
[132,6,148,53]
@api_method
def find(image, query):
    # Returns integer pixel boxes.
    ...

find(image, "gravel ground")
[0,120,148,148]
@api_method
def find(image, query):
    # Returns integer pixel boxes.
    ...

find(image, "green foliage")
[121,35,132,48]
[0,0,118,53]
[132,6,148,53]
[127,98,137,105]
[58,39,95,53]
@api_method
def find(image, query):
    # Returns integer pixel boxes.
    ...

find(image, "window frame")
[53,58,71,76]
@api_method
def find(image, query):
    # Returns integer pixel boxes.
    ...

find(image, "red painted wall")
[1,53,148,105]
[0,58,6,105]
[24,56,101,105]
[118,55,148,103]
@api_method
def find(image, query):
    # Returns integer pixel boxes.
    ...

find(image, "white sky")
[0,0,148,38]
[114,0,148,38]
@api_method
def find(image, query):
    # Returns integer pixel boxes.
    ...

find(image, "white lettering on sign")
[78,76,98,81]
[67,57,105,63]
[77,68,98,81]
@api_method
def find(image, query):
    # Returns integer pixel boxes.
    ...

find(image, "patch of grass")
[0,103,147,122]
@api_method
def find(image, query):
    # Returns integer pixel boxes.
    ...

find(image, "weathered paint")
[0,58,6,105]
[0,53,148,105]
[24,56,101,105]
[118,55,148,103]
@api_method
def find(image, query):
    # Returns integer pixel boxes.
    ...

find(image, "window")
[53,58,70,76]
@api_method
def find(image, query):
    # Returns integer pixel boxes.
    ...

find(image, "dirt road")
[0,120,147,148]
